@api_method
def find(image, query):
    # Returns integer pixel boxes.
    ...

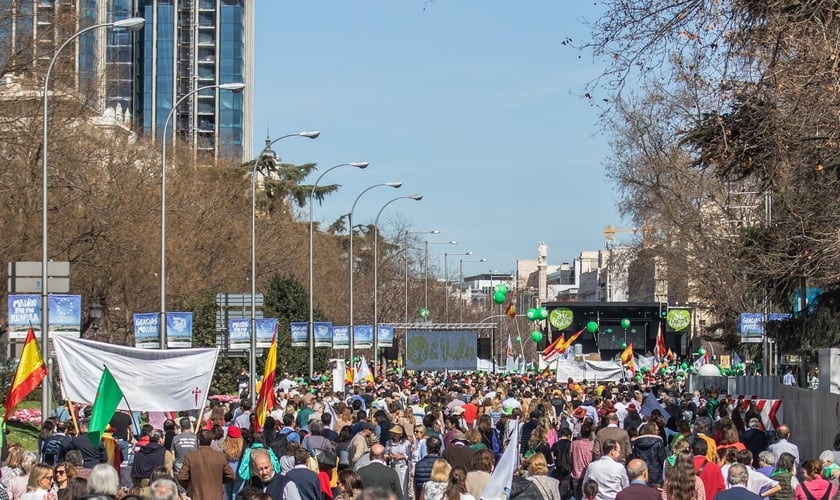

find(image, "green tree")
[263,274,331,375]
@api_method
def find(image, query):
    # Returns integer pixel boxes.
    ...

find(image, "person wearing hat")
[348,421,375,468]
[441,432,474,472]
[385,424,411,498]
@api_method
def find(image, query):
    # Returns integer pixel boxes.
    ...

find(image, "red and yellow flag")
[254,326,278,431]
[542,327,585,363]
[3,327,47,421]
[620,343,636,377]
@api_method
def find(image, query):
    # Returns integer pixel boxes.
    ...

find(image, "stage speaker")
[477,338,492,359]
[382,345,399,360]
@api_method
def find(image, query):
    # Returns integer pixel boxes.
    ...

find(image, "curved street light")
[404,230,439,323]
[41,16,145,416]
[308,161,368,377]
[160,81,246,348]
[373,194,423,377]
[459,257,488,322]
[443,251,473,322]
[348,182,402,364]
[424,240,457,315]
[249,130,319,401]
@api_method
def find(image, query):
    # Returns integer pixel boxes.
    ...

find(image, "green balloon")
[530,330,543,343]
[586,321,598,333]
[526,308,537,320]
[621,318,631,329]
[352,357,359,364]
[515,336,522,343]
[621,342,628,349]
[321,375,328,382]
[640,366,648,373]
[539,307,549,320]
[698,347,706,356]
[680,362,688,370]
[493,291,506,304]
[419,307,430,318]
[495,283,508,294]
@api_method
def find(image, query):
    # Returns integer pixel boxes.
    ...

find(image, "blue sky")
[253,1,620,276]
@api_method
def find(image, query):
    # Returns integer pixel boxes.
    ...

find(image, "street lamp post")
[348,182,402,365]
[403,230,439,323]
[250,131,320,401]
[41,16,145,417]
[424,240,457,316]
[373,195,423,377]
[308,162,369,378]
[160,81,246,349]
[459,258,488,322]
[443,251,473,322]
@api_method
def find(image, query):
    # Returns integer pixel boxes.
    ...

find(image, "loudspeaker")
[382,345,399,360]
[477,338,491,359]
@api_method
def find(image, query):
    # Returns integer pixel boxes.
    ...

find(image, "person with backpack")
[477,415,501,463]
[551,427,573,499]
[270,414,301,460]
[42,421,71,465]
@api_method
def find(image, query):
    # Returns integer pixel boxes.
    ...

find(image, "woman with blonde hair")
[526,424,553,470]
[222,425,245,500]
[20,463,54,500]
[10,451,39,500]
[1,444,25,491]
[421,459,451,500]
[526,453,561,500]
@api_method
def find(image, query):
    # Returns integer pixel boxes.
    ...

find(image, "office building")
[0,0,253,161]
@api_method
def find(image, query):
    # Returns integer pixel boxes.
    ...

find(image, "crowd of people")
[2,369,839,500]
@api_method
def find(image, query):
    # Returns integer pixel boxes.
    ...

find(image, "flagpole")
[58,377,80,435]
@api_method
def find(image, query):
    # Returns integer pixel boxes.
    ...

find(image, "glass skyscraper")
[137,0,253,161]
[0,0,253,162]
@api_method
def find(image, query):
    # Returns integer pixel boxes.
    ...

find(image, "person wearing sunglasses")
[21,463,56,500]
[52,463,75,491]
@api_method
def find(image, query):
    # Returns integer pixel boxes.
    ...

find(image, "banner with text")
[166,312,193,348]
[377,325,395,348]
[332,326,349,349]
[353,325,373,349]
[133,313,161,349]
[314,322,333,348]
[8,294,41,338]
[256,318,277,348]
[228,318,250,350]
[290,322,308,347]
[406,330,477,371]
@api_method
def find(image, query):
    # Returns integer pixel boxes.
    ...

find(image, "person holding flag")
[254,326,278,432]
[3,327,47,424]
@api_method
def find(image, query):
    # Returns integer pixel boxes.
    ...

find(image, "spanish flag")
[542,327,584,363]
[620,343,636,377]
[3,327,47,421]
[254,325,278,431]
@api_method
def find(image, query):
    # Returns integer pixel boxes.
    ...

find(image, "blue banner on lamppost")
[377,325,394,348]
[166,312,193,348]
[290,322,308,347]
[333,326,349,349]
[134,313,161,349]
[256,318,277,348]
[8,294,41,339]
[314,322,333,348]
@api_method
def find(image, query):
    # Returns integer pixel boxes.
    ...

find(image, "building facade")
[0,0,253,161]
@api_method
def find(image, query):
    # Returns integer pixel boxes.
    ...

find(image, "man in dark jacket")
[414,437,441,498]
[629,423,667,486]
[132,429,166,486]
[67,419,106,469]
[284,448,322,500]
[442,433,474,471]
[742,418,769,467]
[358,444,404,500]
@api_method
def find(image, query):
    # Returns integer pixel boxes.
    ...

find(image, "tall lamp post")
[348,182,402,364]
[308,162,369,378]
[160,81,246,349]
[459,258,488,322]
[424,240,457,316]
[41,16,145,417]
[404,230,439,323]
[443,251,473,322]
[250,130,320,401]
[373,195,423,377]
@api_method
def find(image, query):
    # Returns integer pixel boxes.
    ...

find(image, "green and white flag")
[88,366,124,446]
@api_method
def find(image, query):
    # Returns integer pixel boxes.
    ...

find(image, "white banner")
[53,336,219,411]
[554,359,625,383]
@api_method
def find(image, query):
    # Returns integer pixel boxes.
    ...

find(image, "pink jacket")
[795,477,836,500]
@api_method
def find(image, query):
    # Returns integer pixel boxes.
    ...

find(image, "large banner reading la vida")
[405,330,476,371]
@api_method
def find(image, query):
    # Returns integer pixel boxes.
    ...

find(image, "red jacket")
[694,455,725,500]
